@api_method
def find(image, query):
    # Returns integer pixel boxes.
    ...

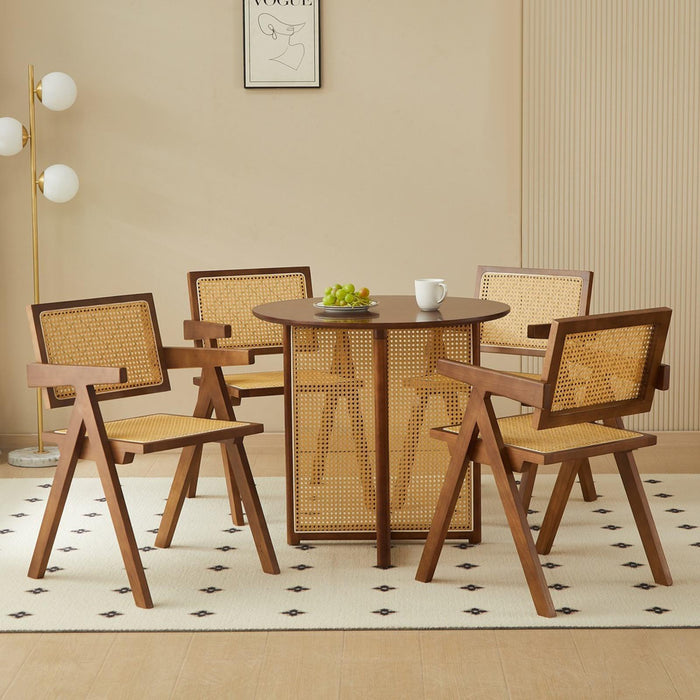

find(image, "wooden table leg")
[373,328,391,568]
[283,326,300,545]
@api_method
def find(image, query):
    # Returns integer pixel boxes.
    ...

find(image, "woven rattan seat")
[417,307,673,618]
[439,414,651,462]
[475,266,596,508]
[58,413,254,446]
[26,293,279,609]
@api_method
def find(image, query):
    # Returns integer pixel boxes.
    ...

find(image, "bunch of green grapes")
[322,283,372,307]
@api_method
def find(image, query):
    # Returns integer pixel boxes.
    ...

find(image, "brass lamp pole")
[0,64,79,467]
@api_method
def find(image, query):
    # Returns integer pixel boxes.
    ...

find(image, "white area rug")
[1,475,698,631]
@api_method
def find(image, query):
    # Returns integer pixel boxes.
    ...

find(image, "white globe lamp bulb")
[39,164,80,203]
[0,117,29,156]
[37,72,77,111]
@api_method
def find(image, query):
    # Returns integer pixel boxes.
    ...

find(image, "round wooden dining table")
[253,295,510,567]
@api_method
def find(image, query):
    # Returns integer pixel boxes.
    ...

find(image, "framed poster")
[243,0,321,88]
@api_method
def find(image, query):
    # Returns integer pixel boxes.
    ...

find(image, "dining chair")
[416,307,672,617]
[476,266,597,508]
[26,293,279,608]
[185,267,374,526]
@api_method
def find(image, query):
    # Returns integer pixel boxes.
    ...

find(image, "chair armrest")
[163,346,254,369]
[183,320,232,341]
[436,359,552,408]
[655,364,670,391]
[27,363,127,388]
[527,323,551,339]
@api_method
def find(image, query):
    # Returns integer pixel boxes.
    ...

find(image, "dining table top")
[252,295,510,330]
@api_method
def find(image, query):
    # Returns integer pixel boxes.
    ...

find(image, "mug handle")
[437,282,447,304]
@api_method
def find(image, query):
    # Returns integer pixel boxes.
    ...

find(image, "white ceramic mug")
[415,278,447,311]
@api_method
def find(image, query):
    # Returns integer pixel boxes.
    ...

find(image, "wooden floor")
[1,433,698,699]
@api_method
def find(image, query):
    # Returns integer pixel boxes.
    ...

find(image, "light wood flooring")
[1,433,698,699]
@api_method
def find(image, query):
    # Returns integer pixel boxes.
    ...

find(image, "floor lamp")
[0,65,79,467]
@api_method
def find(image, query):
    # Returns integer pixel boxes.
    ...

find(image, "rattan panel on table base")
[290,326,473,537]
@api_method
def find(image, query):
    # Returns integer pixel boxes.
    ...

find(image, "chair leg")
[488,459,556,617]
[187,394,214,498]
[222,441,245,525]
[415,438,473,583]
[477,401,556,618]
[578,458,597,501]
[224,440,280,574]
[94,448,153,609]
[186,451,202,498]
[614,450,672,586]
[28,411,85,579]
[535,460,581,555]
[518,462,539,511]
[155,443,204,549]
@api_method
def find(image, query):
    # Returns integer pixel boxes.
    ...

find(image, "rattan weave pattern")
[290,325,473,535]
[100,414,247,444]
[195,273,308,349]
[444,414,643,454]
[551,325,654,411]
[39,301,164,400]
[291,327,375,532]
[479,272,583,350]
[223,371,284,391]
[387,326,473,531]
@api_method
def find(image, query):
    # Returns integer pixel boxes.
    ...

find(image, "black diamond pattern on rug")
[1,474,697,631]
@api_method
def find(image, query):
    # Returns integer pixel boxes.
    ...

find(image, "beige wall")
[522,0,700,431]
[0,1,523,439]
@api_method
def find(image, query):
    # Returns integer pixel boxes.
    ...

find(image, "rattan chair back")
[29,293,169,408]
[188,266,312,350]
[476,266,593,357]
[535,307,672,429]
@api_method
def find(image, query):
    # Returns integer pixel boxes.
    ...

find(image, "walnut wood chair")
[185,267,374,522]
[184,267,312,517]
[476,266,597,508]
[26,293,279,609]
[416,308,672,617]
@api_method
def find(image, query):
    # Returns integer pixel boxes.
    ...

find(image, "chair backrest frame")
[29,293,170,409]
[475,266,593,357]
[187,266,312,351]
[534,307,672,429]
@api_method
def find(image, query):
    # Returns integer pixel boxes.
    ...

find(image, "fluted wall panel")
[522,0,700,430]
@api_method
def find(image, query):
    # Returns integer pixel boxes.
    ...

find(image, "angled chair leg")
[518,462,539,511]
[614,450,672,585]
[156,443,204,549]
[578,458,597,501]
[28,410,86,580]
[222,442,245,525]
[485,466,555,613]
[95,449,153,609]
[186,450,203,498]
[417,392,482,583]
[535,460,581,555]
[79,389,153,609]
[224,440,279,574]
[186,390,215,499]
